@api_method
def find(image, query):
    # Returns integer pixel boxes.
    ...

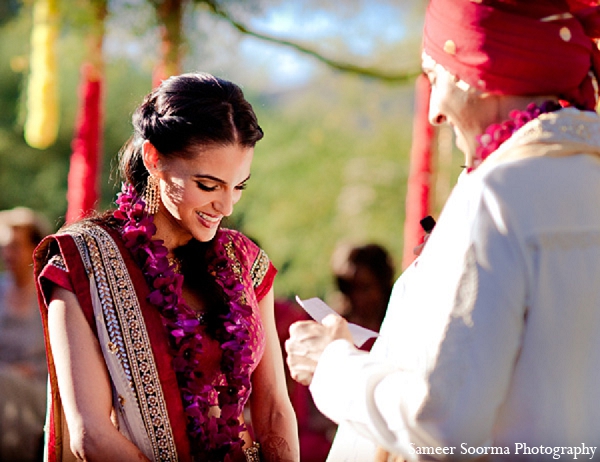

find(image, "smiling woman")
[33,72,299,462]
[143,142,254,245]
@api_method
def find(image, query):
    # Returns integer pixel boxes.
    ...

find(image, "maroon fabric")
[104,226,193,462]
[228,228,277,304]
[36,233,98,336]
[35,233,100,462]
[34,225,275,461]
[224,229,275,376]
[35,227,193,461]
[423,0,600,110]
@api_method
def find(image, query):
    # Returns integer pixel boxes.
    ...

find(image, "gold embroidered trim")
[67,223,178,462]
[47,254,67,272]
[251,249,269,289]
[66,227,93,276]
[224,237,247,304]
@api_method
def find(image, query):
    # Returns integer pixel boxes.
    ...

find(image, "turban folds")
[423,0,600,110]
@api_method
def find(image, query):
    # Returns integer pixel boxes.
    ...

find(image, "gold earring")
[144,175,160,215]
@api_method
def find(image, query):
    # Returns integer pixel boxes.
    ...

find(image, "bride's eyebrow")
[193,173,251,185]
[238,174,251,184]
[193,174,225,184]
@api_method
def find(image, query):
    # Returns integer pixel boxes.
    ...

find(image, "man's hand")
[285,314,353,386]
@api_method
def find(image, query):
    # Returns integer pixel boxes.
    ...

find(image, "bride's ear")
[142,141,160,176]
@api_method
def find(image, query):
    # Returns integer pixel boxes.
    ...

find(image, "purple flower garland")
[113,183,253,461]
[470,100,563,172]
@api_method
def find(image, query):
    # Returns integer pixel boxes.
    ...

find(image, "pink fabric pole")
[402,74,435,270]
[65,64,103,223]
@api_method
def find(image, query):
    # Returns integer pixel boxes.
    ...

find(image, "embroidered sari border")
[69,223,178,462]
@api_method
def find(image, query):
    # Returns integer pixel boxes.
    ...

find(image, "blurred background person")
[0,206,51,462]
[272,242,397,461]
[328,241,395,351]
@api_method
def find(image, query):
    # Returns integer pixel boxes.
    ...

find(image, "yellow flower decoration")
[24,0,59,149]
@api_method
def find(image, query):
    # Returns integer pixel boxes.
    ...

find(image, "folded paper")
[295,295,379,348]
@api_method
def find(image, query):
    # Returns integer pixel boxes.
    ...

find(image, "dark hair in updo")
[119,72,264,196]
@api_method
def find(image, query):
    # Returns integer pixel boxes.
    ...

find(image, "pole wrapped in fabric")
[402,74,434,270]
[65,64,103,223]
[65,0,106,223]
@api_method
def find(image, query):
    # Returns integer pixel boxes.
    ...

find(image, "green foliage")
[0,0,437,300]
[0,11,70,228]
[232,74,416,298]
[0,7,150,229]
[0,0,20,26]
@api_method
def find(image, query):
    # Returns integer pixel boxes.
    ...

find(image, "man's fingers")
[284,337,308,356]
[321,313,343,328]
[285,342,318,386]
[321,314,353,343]
[285,316,352,386]
[288,367,313,387]
[285,349,317,371]
[288,319,320,338]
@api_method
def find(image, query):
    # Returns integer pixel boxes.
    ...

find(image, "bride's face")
[153,143,254,247]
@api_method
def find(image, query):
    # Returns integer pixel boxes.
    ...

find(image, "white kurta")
[310,108,600,461]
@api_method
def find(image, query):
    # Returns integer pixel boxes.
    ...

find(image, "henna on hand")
[259,434,295,462]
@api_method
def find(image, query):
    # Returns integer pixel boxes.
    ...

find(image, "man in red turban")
[286,1,600,460]
[424,0,599,110]
[422,0,600,169]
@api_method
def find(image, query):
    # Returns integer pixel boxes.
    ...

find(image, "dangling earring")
[144,175,160,215]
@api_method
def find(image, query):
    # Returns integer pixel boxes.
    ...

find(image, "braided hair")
[118,73,264,197]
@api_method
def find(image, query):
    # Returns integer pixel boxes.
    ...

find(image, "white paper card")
[295,295,379,348]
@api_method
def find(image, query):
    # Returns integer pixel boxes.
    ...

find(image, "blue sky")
[250,2,406,51]
[240,2,410,87]
[104,0,417,89]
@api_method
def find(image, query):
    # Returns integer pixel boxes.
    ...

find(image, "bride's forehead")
[162,145,253,172]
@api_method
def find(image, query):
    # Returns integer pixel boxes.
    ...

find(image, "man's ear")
[142,140,160,176]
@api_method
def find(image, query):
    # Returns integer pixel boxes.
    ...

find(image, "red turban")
[423,0,600,110]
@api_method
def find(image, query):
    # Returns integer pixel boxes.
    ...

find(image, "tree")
[2,0,438,293]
